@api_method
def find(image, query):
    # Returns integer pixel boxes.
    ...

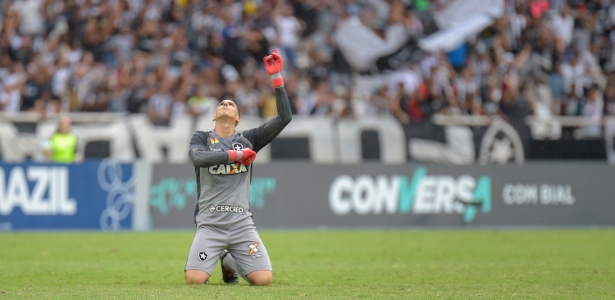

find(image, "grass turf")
[1,229,614,299]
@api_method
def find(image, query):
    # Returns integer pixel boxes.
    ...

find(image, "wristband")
[271,73,284,87]
[228,150,243,162]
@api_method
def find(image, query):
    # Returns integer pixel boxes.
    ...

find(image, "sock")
[222,252,251,284]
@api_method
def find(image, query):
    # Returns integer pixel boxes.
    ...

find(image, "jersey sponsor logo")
[208,205,245,213]
[198,252,208,262]
[209,137,219,145]
[208,163,248,175]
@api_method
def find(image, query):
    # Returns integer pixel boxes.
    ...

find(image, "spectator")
[273,2,305,70]
[190,3,223,53]
[80,82,110,112]
[106,26,136,67]
[576,84,604,138]
[10,0,46,37]
[549,57,565,114]
[21,61,49,111]
[452,65,479,113]
[529,0,550,20]
[337,88,356,119]
[403,8,424,37]
[299,77,334,116]
[43,115,79,163]
[187,85,218,118]
[0,74,22,113]
[390,82,412,124]
[603,80,615,115]
[528,76,555,121]
[243,5,276,68]
[365,85,393,117]
[407,81,432,121]
[563,82,584,116]
[147,77,174,126]
[560,50,589,99]
[551,4,575,52]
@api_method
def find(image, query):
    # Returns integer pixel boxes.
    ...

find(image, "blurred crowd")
[0,0,614,135]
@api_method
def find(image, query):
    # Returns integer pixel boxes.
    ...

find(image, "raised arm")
[262,50,292,141]
[261,86,292,142]
[243,50,293,150]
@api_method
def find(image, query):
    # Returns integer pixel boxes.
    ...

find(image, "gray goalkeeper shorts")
[184,218,272,276]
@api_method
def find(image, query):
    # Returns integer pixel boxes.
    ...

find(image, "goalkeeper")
[184,50,292,286]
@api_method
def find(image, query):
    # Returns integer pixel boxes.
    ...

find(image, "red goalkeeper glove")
[227,148,256,165]
[263,50,284,88]
[238,148,256,166]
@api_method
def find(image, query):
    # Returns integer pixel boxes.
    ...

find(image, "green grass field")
[1,229,614,299]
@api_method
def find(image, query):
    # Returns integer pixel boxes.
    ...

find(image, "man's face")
[214,100,240,124]
[59,118,72,133]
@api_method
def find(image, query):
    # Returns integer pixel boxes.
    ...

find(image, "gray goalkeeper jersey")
[188,88,292,229]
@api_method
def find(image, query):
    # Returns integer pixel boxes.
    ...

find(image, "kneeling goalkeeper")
[184,50,291,286]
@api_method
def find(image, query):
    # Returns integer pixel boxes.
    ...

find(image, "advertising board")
[149,162,614,229]
[0,160,134,231]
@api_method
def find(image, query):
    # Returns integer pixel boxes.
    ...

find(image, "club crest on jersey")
[208,163,248,175]
[198,252,208,262]
[232,143,243,151]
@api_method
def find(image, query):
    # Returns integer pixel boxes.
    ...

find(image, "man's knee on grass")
[185,270,210,285]
[246,270,272,286]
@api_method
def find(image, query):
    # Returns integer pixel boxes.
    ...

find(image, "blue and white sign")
[0,159,134,231]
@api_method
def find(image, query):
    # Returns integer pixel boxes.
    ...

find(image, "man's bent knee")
[185,270,210,285]
[246,270,272,286]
